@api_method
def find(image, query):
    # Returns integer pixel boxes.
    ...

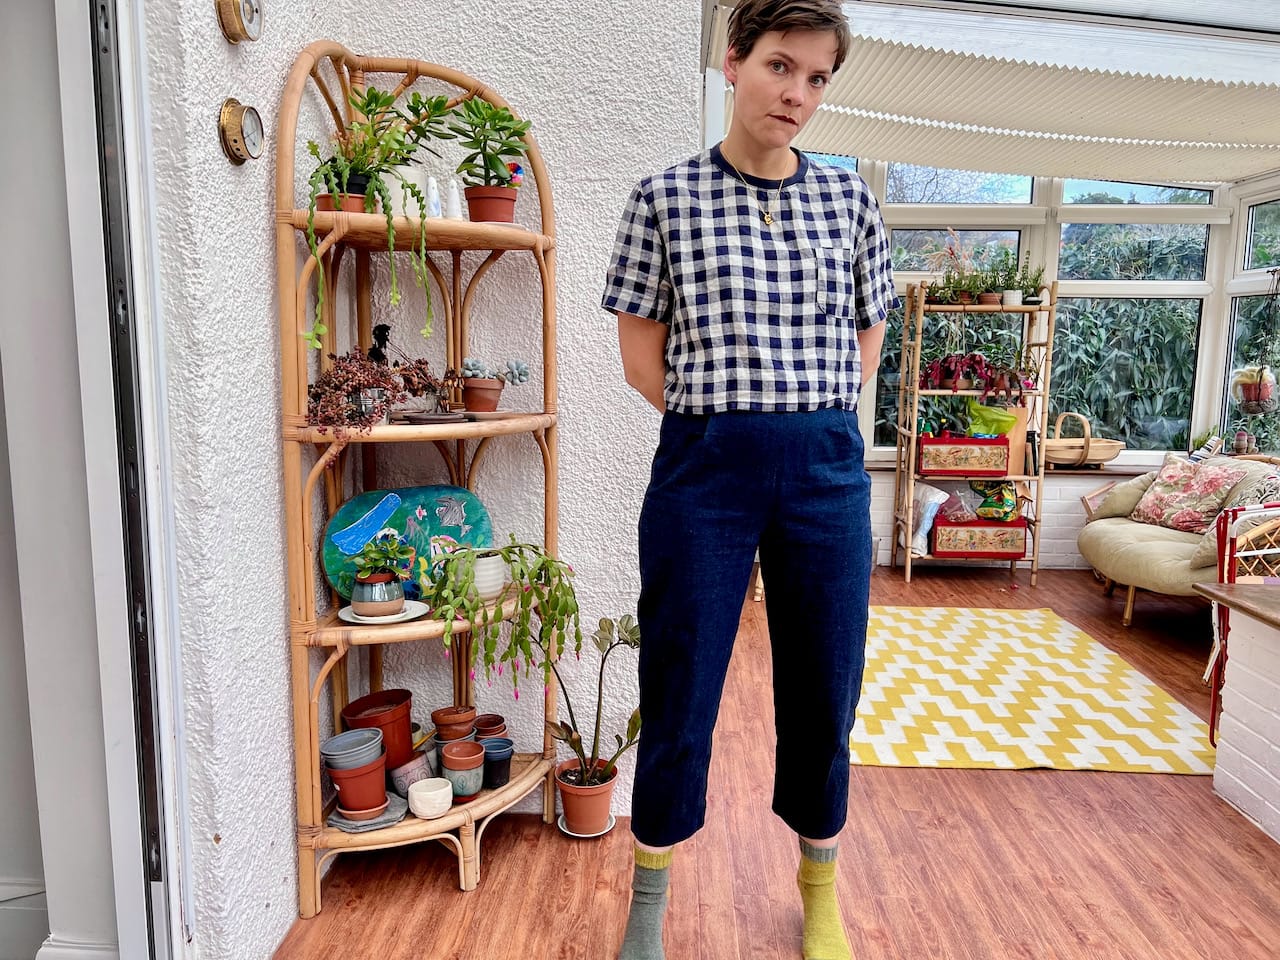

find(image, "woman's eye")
[770,61,786,74]
[810,75,828,88]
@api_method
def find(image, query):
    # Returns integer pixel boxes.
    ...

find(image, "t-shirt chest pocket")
[814,245,858,320]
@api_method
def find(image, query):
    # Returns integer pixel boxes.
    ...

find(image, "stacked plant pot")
[321,728,388,821]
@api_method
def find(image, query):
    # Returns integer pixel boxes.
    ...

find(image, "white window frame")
[864,162,1235,469]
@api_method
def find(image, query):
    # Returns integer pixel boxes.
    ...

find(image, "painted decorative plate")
[322,485,493,600]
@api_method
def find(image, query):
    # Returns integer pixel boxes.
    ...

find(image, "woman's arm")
[857,322,887,387]
[618,313,668,413]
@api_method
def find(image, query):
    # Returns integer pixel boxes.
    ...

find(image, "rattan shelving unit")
[276,42,559,918]
[890,282,1059,585]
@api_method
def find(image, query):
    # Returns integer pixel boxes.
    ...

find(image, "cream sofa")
[1077,457,1280,625]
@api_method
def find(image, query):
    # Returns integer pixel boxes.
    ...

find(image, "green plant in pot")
[1018,253,1047,303]
[442,97,532,223]
[422,537,582,701]
[303,87,452,350]
[350,528,416,618]
[543,614,641,836]
[369,324,460,415]
[459,357,530,412]
[306,348,405,437]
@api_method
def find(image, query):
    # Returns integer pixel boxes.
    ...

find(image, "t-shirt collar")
[711,142,810,188]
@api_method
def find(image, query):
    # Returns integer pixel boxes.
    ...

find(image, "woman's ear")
[722,46,740,86]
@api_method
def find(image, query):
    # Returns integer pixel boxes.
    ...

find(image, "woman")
[601,2,895,957]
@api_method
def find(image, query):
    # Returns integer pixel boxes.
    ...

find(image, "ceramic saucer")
[338,599,430,625]
[556,813,616,839]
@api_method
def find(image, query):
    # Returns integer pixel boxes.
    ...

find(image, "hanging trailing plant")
[302,87,452,350]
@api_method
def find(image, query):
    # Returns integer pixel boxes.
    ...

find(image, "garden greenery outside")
[875,178,1280,455]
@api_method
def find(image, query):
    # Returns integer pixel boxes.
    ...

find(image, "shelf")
[915,473,1041,482]
[917,388,1043,398]
[904,553,1031,562]
[306,593,522,648]
[287,209,553,252]
[290,411,556,444]
[319,754,552,851]
[917,302,1047,314]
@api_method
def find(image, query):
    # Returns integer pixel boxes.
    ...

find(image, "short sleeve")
[854,194,898,331]
[601,185,673,324]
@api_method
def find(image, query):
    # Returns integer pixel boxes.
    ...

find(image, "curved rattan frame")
[276,41,560,918]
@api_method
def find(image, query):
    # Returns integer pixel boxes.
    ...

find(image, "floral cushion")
[1129,454,1249,534]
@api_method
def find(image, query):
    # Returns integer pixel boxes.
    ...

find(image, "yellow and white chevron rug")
[851,606,1215,774]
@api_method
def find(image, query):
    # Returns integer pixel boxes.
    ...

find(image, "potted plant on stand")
[422,536,582,701]
[350,528,416,618]
[303,87,452,349]
[543,614,641,837]
[442,97,533,223]
[306,348,405,437]
[460,357,531,412]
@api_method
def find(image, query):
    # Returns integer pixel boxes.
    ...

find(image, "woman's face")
[724,29,839,151]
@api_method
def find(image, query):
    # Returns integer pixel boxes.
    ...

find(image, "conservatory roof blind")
[706,3,1280,182]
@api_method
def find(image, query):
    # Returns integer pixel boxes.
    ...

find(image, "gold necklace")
[722,154,785,226]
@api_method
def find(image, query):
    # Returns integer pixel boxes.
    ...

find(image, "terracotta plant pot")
[350,572,404,618]
[556,758,617,836]
[461,378,503,412]
[431,705,477,742]
[956,291,975,305]
[327,752,388,812]
[939,378,974,391]
[977,291,1002,305]
[342,689,414,770]
[316,193,373,213]
[337,798,389,822]
[464,185,517,223]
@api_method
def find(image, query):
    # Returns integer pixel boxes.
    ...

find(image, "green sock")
[797,840,851,960]
[618,847,672,960]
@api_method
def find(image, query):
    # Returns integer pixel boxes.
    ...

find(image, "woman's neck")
[719,131,798,181]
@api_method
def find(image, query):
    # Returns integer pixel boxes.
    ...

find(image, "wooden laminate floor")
[274,568,1280,960]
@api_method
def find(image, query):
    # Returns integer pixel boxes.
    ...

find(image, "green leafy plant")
[991,247,1019,293]
[353,529,416,580]
[422,537,581,697]
[544,615,641,787]
[443,98,532,187]
[303,87,452,349]
[1018,254,1046,300]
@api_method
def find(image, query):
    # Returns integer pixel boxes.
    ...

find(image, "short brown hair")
[726,0,852,73]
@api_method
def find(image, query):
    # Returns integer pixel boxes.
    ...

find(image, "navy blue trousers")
[631,408,873,847]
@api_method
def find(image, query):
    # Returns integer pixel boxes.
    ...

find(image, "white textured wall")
[142,2,699,957]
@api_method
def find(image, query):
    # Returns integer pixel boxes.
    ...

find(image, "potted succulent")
[422,537,582,701]
[540,614,641,836]
[460,357,531,412]
[306,348,405,436]
[302,87,452,349]
[350,529,416,617]
[925,228,982,305]
[442,97,533,223]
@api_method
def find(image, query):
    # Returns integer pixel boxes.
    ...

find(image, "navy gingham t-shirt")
[601,143,897,414]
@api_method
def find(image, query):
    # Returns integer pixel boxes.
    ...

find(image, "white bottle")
[426,176,442,218]
[446,179,464,219]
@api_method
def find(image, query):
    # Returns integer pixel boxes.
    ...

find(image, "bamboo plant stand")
[890,282,1059,584]
[276,42,560,918]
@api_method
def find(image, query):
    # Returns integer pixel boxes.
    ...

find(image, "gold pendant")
[763,211,774,225]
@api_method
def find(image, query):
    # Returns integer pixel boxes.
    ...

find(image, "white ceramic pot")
[473,554,506,601]
[408,778,454,819]
[388,164,425,217]
[1002,289,1024,307]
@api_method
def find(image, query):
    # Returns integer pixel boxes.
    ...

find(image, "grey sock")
[618,861,670,960]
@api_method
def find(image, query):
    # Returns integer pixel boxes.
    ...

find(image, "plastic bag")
[899,483,949,557]
[967,398,1017,437]
[967,398,1018,437]
[969,480,1019,522]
